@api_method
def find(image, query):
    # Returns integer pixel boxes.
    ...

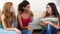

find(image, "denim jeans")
[40,24,57,34]
[21,30,32,34]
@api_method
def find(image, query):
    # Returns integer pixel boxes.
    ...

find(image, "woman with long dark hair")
[40,2,60,34]
[17,0,33,34]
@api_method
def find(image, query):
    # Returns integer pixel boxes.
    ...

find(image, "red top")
[21,16,31,27]
[17,16,31,30]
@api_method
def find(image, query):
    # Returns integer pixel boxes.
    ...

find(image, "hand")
[27,26,33,32]
[40,21,47,26]
[14,28,22,34]
[43,21,51,24]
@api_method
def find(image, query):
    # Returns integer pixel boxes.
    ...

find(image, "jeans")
[40,24,57,34]
[21,30,32,34]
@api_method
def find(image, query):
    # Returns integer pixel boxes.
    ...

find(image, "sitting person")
[40,2,60,34]
[17,1,33,34]
[0,2,22,34]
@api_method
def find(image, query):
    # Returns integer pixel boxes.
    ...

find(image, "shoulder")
[29,11,33,17]
[41,11,46,18]
[1,14,5,19]
[17,12,22,18]
[42,11,46,15]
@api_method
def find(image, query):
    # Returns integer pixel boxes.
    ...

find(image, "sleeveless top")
[21,16,31,27]
[0,22,3,28]
[0,20,17,29]
[17,16,31,30]
[0,14,17,28]
[10,19,17,28]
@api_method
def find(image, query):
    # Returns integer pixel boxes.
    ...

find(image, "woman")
[40,2,60,34]
[17,1,33,34]
[0,2,21,34]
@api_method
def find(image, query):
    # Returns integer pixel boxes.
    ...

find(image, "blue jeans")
[21,30,32,34]
[40,24,57,34]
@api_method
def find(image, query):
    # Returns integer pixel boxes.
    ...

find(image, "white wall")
[27,0,60,17]
[0,0,60,16]
[0,0,60,29]
[0,0,23,15]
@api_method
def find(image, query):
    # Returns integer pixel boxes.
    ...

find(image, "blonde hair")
[2,2,16,28]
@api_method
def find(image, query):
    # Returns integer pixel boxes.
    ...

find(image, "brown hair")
[0,16,1,23]
[1,2,16,28]
[0,10,1,23]
[58,15,60,26]
[46,2,59,17]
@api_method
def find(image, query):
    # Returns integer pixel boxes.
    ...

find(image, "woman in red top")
[17,0,33,34]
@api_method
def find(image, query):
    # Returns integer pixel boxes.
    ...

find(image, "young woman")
[17,1,33,34]
[0,2,21,34]
[40,2,60,34]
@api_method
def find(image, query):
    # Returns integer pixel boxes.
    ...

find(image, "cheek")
[25,8,30,11]
[46,8,52,13]
[10,7,14,12]
[27,8,30,10]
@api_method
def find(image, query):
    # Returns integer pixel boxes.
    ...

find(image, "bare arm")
[48,20,59,29]
[1,14,19,31]
[29,11,34,22]
[43,17,59,29]
[17,13,27,29]
[41,11,46,18]
[40,11,47,26]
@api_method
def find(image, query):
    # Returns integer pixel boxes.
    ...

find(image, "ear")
[23,7,25,10]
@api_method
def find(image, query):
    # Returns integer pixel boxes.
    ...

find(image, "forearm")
[4,28,17,31]
[49,22,59,29]
[40,22,47,26]
[21,26,28,29]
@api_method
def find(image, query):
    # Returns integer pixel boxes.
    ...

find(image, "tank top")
[17,16,31,30]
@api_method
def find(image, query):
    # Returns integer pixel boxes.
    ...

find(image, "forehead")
[46,5,51,8]
[26,4,30,7]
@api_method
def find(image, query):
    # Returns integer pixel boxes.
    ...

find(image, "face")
[23,4,30,12]
[10,5,14,12]
[46,5,52,14]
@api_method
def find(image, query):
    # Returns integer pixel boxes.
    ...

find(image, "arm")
[1,14,20,31]
[17,13,27,29]
[48,20,59,29]
[1,14,22,34]
[41,11,46,18]
[40,21,47,26]
[40,11,47,26]
[30,11,34,22]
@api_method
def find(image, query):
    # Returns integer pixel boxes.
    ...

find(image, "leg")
[46,24,57,34]
[52,26,57,34]
[40,30,46,34]
[21,30,28,34]
[21,30,32,34]
[46,24,52,34]
[27,30,32,34]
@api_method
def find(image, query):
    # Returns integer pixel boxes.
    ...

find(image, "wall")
[0,0,60,15]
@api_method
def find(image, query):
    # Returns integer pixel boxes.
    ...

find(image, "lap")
[21,30,32,34]
[0,28,17,34]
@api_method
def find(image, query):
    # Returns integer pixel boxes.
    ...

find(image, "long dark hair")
[58,15,60,26]
[46,2,59,17]
[18,0,30,13]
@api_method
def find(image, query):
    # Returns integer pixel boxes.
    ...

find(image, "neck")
[23,11,28,14]
[49,12,52,16]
